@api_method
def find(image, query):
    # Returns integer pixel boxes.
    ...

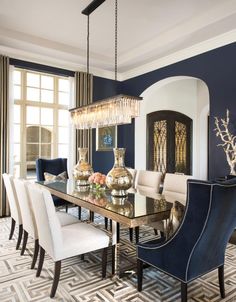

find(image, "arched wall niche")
[135,76,209,179]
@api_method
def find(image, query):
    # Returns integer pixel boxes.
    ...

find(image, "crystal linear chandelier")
[70,0,142,129]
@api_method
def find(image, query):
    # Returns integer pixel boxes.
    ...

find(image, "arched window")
[147,110,192,175]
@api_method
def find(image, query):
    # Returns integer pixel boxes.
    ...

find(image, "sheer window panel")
[67,76,75,179]
[14,124,21,143]
[14,105,21,123]
[41,89,53,103]
[58,109,69,126]
[27,73,40,87]
[58,92,69,105]
[41,108,53,125]
[14,144,20,162]
[13,165,20,178]
[58,127,69,144]
[14,85,21,100]
[26,163,36,179]
[27,87,40,102]
[26,144,39,162]
[13,70,21,85]
[41,75,54,89]
[41,144,52,158]
[58,144,68,158]
[27,106,40,125]
[41,126,53,143]
[59,78,69,92]
[27,126,40,143]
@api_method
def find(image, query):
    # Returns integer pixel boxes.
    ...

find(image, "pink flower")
[89,172,107,186]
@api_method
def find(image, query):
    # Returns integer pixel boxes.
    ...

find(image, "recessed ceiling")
[0,0,236,79]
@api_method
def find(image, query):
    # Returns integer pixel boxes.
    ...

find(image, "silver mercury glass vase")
[106,148,132,196]
[73,148,93,186]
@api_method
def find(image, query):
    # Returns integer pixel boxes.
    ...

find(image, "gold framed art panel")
[96,126,117,151]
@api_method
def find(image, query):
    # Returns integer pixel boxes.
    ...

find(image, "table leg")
[112,220,120,276]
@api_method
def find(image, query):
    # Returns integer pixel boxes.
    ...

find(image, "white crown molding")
[118,0,236,66]
[0,45,116,80]
[120,30,236,81]
[1,30,236,82]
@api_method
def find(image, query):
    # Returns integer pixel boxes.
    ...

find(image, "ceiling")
[0,0,236,80]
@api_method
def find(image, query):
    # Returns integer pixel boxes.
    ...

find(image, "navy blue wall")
[93,42,236,179]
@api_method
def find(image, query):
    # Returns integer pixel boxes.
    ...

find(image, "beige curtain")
[0,55,10,217]
[74,71,93,164]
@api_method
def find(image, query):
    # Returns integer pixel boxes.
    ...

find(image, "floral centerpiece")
[88,172,107,191]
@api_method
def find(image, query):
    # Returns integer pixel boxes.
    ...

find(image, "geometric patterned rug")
[1,209,236,302]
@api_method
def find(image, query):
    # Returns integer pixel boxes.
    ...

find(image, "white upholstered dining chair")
[136,170,162,193]
[162,173,194,205]
[130,170,162,243]
[2,173,23,249]
[27,183,110,298]
[13,178,79,267]
[150,173,193,236]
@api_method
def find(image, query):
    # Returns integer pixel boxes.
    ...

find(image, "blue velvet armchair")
[137,179,236,302]
[36,158,71,209]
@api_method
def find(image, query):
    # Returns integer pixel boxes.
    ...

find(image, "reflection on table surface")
[37,179,173,219]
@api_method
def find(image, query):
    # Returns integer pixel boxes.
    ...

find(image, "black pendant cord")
[87,15,90,105]
[87,15,90,75]
[115,0,118,81]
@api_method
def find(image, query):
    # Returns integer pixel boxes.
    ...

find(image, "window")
[12,68,73,179]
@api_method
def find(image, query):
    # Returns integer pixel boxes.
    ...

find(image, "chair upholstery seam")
[184,184,213,281]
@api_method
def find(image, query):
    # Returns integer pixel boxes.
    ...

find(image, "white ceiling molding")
[120,30,236,81]
[0,0,236,80]
[118,0,236,66]
[1,29,236,81]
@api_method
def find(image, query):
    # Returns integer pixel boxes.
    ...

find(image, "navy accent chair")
[36,158,71,209]
[137,179,236,302]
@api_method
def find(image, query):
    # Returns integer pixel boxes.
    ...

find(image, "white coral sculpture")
[214,109,236,175]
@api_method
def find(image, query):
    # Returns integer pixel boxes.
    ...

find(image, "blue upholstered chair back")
[137,179,236,282]
[36,158,68,181]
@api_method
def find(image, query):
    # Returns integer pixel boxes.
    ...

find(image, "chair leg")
[31,239,39,269]
[160,231,165,238]
[104,217,108,230]
[78,206,81,220]
[109,219,112,231]
[218,265,225,298]
[80,254,85,261]
[90,211,94,222]
[16,224,23,250]
[135,226,139,243]
[117,222,120,243]
[50,261,61,298]
[129,228,133,242]
[181,282,188,302]
[36,246,45,277]
[111,245,115,275]
[154,228,158,236]
[137,258,143,292]
[20,230,28,256]
[9,218,16,240]
[65,205,68,213]
[102,247,108,279]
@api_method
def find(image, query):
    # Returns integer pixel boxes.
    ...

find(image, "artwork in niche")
[214,109,236,175]
[96,126,117,151]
